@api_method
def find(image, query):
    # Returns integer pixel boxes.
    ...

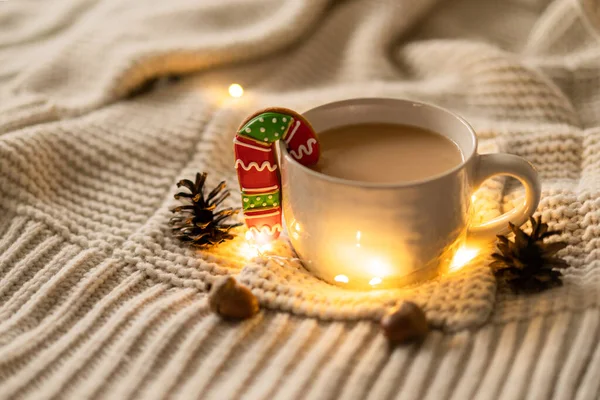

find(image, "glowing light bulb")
[240,242,259,259]
[242,227,274,259]
[259,243,273,253]
[228,83,244,98]
[369,277,382,286]
[450,246,479,271]
[239,240,273,259]
[334,274,349,283]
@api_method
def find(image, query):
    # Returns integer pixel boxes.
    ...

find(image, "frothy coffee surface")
[311,123,463,183]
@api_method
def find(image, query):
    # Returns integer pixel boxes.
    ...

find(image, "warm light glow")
[242,229,273,259]
[292,231,300,240]
[356,231,361,241]
[239,241,273,259]
[369,277,382,286]
[247,230,274,246]
[260,243,273,252]
[471,194,476,202]
[334,274,349,283]
[450,245,479,271]
[366,259,388,286]
[228,83,244,98]
[331,238,405,288]
[295,223,302,232]
[239,242,259,259]
[367,258,391,277]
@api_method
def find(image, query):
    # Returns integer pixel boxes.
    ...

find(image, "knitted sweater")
[0,0,599,398]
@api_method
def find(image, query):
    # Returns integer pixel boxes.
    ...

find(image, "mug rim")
[279,97,478,189]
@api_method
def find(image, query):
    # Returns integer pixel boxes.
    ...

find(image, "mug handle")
[467,153,541,243]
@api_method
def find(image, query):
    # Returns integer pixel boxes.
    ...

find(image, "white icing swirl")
[289,138,317,159]
[235,160,278,172]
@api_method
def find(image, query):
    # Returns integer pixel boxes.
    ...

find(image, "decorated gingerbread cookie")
[234,107,320,242]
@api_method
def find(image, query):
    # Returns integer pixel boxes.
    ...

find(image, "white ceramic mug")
[278,98,541,289]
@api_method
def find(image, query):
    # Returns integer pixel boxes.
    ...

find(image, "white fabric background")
[1,0,599,398]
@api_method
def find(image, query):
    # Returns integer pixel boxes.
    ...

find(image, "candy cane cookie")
[234,107,320,243]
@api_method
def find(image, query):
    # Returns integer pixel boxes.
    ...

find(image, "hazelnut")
[381,301,429,343]
[208,276,259,319]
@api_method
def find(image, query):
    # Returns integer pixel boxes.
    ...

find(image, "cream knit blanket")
[1,0,600,398]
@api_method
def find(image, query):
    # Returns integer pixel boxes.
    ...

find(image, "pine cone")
[170,172,242,248]
[491,216,569,293]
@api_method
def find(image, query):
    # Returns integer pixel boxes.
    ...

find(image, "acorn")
[208,276,259,319]
[380,301,429,343]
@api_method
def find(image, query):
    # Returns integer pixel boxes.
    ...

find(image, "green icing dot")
[238,112,292,143]
[242,190,281,211]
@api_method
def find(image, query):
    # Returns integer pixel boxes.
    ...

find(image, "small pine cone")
[208,276,259,319]
[381,302,429,343]
[170,172,242,248]
[491,217,569,293]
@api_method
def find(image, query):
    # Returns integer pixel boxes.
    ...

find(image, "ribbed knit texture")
[1,0,600,398]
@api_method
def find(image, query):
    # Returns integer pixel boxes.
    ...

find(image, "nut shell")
[208,276,259,319]
[381,301,429,343]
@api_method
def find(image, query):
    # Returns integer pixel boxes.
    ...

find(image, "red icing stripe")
[234,135,279,191]
[244,208,282,242]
